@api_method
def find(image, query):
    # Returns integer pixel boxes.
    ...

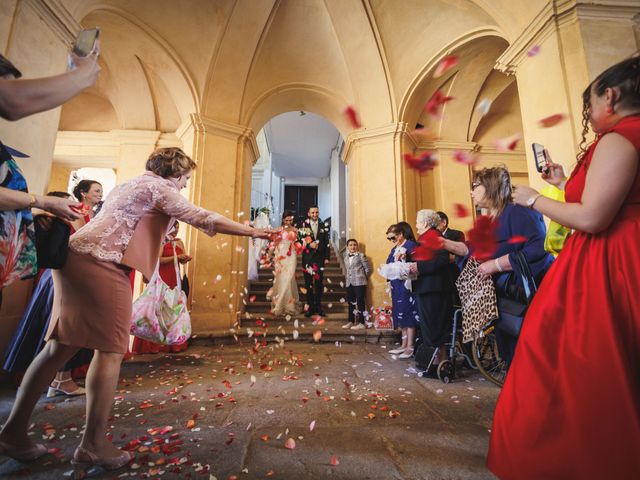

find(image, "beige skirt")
[47,250,133,354]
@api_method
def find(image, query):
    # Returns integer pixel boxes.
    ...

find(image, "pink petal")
[494,133,522,152]
[527,45,541,57]
[330,455,340,466]
[434,55,458,78]
[309,420,316,431]
[452,150,480,166]
[285,438,296,449]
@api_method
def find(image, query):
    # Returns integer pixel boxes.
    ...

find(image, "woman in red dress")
[132,221,191,354]
[488,56,640,478]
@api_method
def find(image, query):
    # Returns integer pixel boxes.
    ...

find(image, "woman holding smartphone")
[488,56,640,479]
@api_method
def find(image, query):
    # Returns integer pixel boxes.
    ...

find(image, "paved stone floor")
[0,342,499,479]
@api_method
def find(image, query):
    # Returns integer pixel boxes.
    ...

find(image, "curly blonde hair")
[146,147,197,178]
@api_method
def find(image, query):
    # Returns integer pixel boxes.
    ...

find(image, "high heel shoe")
[398,348,415,359]
[0,439,48,462]
[46,379,86,398]
[71,446,133,479]
[388,347,407,355]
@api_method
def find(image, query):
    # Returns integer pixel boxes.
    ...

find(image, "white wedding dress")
[268,231,300,316]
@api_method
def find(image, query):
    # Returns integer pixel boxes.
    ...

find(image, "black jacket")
[299,218,330,267]
[411,230,452,294]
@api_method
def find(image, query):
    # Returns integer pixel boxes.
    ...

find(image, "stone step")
[229,321,400,344]
[247,287,347,299]
[245,301,349,313]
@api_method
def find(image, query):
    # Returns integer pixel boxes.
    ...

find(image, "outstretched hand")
[45,196,82,221]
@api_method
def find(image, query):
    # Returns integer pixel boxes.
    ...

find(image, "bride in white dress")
[268,211,301,316]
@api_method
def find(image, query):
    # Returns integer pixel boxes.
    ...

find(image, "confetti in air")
[434,55,458,78]
[344,106,361,129]
[538,113,567,128]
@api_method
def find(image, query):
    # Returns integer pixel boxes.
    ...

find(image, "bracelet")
[494,258,503,272]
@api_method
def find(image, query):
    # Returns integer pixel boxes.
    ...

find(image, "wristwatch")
[526,193,542,209]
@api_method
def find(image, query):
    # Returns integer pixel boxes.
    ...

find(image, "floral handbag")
[130,246,191,345]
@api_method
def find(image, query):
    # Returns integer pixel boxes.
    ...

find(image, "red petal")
[425,90,454,117]
[413,231,444,261]
[344,106,361,129]
[538,113,567,128]
[453,203,470,218]
[467,216,498,262]
[507,235,528,244]
[330,455,340,466]
[434,55,459,78]
[403,151,438,174]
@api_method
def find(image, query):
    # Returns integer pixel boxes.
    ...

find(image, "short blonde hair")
[146,147,197,178]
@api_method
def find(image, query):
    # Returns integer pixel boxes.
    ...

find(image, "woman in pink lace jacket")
[0,148,273,475]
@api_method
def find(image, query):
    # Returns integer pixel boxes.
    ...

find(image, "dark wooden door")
[284,185,318,223]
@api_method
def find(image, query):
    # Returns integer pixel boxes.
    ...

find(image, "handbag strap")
[170,241,182,293]
[513,250,537,303]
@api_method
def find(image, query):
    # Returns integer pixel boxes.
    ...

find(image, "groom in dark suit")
[299,206,330,317]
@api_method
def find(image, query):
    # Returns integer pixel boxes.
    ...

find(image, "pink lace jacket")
[70,172,219,279]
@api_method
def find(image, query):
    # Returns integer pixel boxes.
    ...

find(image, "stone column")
[343,123,408,309]
[177,114,258,334]
[495,0,640,191]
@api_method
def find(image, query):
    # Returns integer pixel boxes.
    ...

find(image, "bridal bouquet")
[377,262,418,281]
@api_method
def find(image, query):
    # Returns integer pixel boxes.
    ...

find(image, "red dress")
[488,115,640,479]
[131,241,188,354]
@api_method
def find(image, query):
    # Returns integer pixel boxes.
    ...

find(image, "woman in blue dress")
[386,222,420,359]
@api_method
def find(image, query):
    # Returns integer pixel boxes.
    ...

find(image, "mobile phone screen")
[73,28,100,57]
[532,143,548,173]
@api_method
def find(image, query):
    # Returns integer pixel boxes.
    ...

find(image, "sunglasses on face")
[387,235,396,242]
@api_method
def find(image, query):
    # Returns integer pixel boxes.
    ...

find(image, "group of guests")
[0,38,638,480]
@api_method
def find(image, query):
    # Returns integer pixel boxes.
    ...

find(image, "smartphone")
[532,143,549,174]
[73,28,100,57]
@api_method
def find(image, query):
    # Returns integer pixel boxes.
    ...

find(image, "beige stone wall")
[48,164,73,193]
[1,0,637,341]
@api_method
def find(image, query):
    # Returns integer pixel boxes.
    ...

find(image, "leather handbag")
[495,250,537,338]
[33,215,70,269]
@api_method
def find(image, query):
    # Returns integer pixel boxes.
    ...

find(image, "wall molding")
[495,0,640,75]
[25,0,81,46]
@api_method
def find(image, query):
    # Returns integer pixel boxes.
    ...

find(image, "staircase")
[243,248,399,343]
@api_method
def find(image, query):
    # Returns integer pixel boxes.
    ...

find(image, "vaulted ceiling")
[57,0,547,141]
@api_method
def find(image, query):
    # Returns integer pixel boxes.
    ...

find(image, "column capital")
[24,0,81,46]
[177,114,259,165]
[342,122,407,163]
[495,0,639,75]
[419,140,479,153]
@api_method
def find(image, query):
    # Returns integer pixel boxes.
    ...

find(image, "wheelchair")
[470,320,508,387]
[415,308,476,383]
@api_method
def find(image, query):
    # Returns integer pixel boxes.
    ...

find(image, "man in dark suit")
[298,206,330,317]
[436,211,466,305]
[436,211,465,242]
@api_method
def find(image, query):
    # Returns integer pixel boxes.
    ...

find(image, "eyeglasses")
[471,182,481,191]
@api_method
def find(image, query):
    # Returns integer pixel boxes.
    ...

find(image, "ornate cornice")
[24,0,81,46]
[495,0,640,75]
[418,140,479,152]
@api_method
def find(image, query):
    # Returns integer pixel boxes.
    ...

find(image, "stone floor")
[0,341,500,479]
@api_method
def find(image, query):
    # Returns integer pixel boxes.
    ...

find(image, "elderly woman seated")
[408,209,455,369]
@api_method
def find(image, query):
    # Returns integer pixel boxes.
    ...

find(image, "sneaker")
[342,322,354,329]
[350,323,366,330]
[398,349,415,359]
[388,347,406,355]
